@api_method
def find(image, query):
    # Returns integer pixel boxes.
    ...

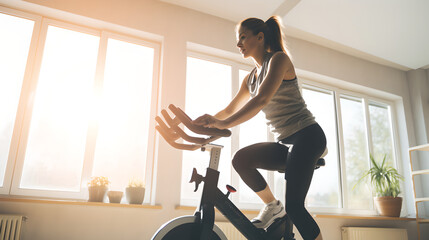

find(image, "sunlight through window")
[181,56,232,205]
[369,103,395,167]
[0,13,34,187]
[92,38,155,191]
[340,95,372,210]
[20,26,99,191]
[238,69,268,205]
[302,88,340,208]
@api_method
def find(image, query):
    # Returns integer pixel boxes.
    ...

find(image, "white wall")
[0,0,428,239]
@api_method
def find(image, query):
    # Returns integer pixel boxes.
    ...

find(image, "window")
[302,84,399,214]
[238,69,268,206]
[368,102,396,167]
[91,38,156,193]
[0,11,36,191]
[181,55,232,205]
[20,25,100,192]
[340,95,372,210]
[302,88,340,209]
[181,53,258,207]
[183,52,400,214]
[1,8,160,201]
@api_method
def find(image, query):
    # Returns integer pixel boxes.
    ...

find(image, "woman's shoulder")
[267,51,292,68]
[267,51,295,80]
[270,51,290,61]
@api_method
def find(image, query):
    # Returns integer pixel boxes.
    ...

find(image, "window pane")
[340,96,371,209]
[238,69,268,205]
[369,103,395,167]
[181,57,231,204]
[302,88,340,208]
[92,39,155,193]
[20,26,99,191]
[0,13,34,186]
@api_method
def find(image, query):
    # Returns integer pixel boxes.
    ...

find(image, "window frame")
[300,78,403,215]
[0,6,42,195]
[83,31,161,204]
[181,50,255,207]
[1,9,161,202]
[10,17,102,199]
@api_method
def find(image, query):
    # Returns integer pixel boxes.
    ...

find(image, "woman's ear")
[257,32,264,41]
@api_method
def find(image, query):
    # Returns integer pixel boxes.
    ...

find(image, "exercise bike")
[152,104,325,240]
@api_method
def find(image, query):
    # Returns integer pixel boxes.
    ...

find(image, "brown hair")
[237,16,289,54]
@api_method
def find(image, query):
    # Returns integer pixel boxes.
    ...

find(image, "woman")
[193,16,326,240]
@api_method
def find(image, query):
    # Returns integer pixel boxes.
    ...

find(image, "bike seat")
[314,158,325,169]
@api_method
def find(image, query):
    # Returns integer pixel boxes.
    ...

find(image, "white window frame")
[0,6,42,195]
[182,50,256,207]
[1,8,161,202]
[10,18,102,199]
[300,77,403,215]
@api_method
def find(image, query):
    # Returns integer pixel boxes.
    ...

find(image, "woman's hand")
[192,114,229,129]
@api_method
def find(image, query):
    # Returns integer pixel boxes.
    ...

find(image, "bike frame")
[153,104,300,240]
[194,144,273,240]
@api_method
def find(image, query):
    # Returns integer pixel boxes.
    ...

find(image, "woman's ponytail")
[264,16,286,53]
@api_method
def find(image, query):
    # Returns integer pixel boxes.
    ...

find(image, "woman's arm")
[192,73,250,126]
[214,74,251,120]
[194,52,292,129]
[221,52,290,128]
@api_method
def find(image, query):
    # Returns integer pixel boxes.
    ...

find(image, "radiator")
[215,222,246,240]
[342,227,408,240]
[0,215,23,240]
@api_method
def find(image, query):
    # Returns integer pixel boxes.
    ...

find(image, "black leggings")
[232,124,326,240]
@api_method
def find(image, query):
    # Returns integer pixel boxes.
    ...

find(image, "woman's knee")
[232,149,248,171]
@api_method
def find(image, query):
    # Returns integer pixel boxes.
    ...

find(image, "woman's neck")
[252,50,268,69]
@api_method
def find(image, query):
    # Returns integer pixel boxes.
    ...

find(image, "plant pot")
[88,186,108,202]
[374,196,402,217]
[107,191,123,203]
[125,187,145,204]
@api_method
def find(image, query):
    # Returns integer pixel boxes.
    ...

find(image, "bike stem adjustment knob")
[189,168,205,192]
[225,184,237,197]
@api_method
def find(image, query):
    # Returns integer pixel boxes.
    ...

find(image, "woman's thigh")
[233,142,289,172]
[282,124,327,199]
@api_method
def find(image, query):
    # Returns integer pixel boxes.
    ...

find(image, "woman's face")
[236,27,262,58]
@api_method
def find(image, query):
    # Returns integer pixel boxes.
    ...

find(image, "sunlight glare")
[92,38,155,191]
[0,13,34,186]
[20,25,99,191]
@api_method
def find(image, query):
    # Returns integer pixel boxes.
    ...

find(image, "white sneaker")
[251,200,286,229]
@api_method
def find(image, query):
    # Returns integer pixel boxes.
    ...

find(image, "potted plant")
[107,190,123,203]
[356,154,404,217]
[125,177,145,204]
[87,176,110,202]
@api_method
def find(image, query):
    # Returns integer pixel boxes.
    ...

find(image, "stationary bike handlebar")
[155,104,231,151]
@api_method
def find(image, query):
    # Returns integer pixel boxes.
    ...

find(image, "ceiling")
[160,0,429,71]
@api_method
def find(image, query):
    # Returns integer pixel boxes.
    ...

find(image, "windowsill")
[312,213,416,221]
[0,197,162,209]
[1,198,416,221]
[176,206,416,221]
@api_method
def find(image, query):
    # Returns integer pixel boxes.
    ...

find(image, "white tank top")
[247,52,316,141]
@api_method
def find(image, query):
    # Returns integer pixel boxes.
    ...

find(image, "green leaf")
[356,154,403,197]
